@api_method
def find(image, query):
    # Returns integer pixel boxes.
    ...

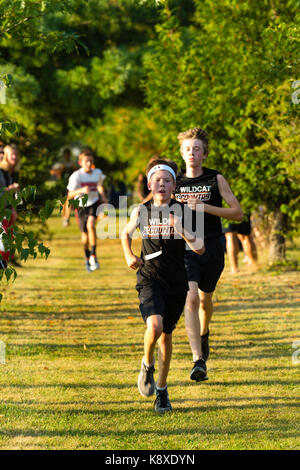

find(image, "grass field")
[0,214,299,450]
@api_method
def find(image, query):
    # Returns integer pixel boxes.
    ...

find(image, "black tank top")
[174,167,222,239]
[136,199,190,293]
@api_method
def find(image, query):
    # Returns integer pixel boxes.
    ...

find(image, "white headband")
[147,164,176,183]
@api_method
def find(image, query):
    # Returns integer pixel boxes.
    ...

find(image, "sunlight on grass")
[0,214,299,449]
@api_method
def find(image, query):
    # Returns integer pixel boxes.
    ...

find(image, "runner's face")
[6,148,18,167]
[80,156,93,173]
[148,170,175,204]
[181,138,206,168]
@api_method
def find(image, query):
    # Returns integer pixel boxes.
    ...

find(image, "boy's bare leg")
[225,232,239,273]
[144,315,163,366]
[86,215,97,248]
[185,284,213,362]
[238,234,257,268]
[184,282,201,361]
[81,231,88,251]
[62,201,71,219]
[157,332,172,388]
[249,234,258,261]
[199,290,214,336]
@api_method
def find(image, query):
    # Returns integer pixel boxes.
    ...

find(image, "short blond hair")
[177,127,209,156]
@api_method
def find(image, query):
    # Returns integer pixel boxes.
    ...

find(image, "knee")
[81,233,88,244]
[186,292,200,312]
[160,332,172,347]
[225,232,234,243]
[147,320,163,341]
[86,220,95,231]
[199,297,212,312]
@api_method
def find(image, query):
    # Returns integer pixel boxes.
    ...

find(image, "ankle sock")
[156,385,167,392]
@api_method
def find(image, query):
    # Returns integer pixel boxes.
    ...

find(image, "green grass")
[0,214,299,450]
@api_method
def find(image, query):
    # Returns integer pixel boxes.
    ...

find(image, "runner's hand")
[169,213,183,235]
[81,186,90,194]
[187,196,203,211]
[126,254,144,270]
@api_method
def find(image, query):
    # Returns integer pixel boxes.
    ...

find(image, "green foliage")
[143,0,300,236]
[1,0,299,266]
[0,0,88,296]
[0,186,55,288]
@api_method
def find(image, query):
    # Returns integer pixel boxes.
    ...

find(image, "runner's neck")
[185,166,204,178]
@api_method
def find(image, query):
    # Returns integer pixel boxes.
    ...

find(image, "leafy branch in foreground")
[0,185,65,288]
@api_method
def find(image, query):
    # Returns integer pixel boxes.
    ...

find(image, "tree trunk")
[268,209,287,264]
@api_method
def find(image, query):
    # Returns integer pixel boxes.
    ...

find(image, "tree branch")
[0,14,45,36]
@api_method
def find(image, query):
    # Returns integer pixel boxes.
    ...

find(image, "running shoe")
[154,387,172,413]
[137,359,155,397]
[62,218,70,227]
[190,358,208,382]
[85,259,91,272]
[201,329,210,362]
[89,255,100,271]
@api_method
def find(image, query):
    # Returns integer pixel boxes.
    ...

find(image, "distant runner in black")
[174,127,243,382]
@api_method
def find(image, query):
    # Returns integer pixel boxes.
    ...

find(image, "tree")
[143,0,300,263]
[0,0,85,291]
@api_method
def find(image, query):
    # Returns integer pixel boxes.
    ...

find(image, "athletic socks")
[156,385,167,392]
[90,245,96,256]
[201,329,210,362]
[84,248,90,259]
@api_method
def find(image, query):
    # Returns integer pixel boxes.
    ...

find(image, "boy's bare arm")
[169,214,205,256]
[67,186,89,200]
[121,207,144,270]
[189,174,243,221]
[97,184,108,203]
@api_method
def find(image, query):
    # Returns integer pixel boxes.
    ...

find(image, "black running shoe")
[154,387,172,413]
[201,329,210,362]
[138,360,155,397]
[190,358,208,382]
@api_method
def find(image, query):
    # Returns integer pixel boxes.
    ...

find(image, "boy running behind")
[174,127,243,382]
[67,149,108,272]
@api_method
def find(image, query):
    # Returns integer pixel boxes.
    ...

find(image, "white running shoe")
[89,255,99,271]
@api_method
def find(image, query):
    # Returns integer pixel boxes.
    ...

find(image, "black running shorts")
[185,237,224,293]
[136,282,187,334]
[223,220,251,236]
[76,200,100,233]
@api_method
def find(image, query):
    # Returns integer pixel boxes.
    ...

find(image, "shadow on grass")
[0,307,138,320]
[1,379,299,390]
[0,424,298,440]
[1,395,299,408]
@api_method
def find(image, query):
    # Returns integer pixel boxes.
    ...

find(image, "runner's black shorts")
[185,237,224,293]
[223,219,251,236]
[136,281,187,334]
[76,200,100,233]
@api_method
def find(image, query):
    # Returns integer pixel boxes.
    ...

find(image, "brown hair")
[146,158,178,180]
[177,127,209,156]
[78,148,94,162]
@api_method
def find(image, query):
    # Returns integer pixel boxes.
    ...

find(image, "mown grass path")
[0,215,299,449]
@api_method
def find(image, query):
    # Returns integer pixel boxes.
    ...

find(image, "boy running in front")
[67,149,108,272]
[122,159,205,413]
[174,127,243,382]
